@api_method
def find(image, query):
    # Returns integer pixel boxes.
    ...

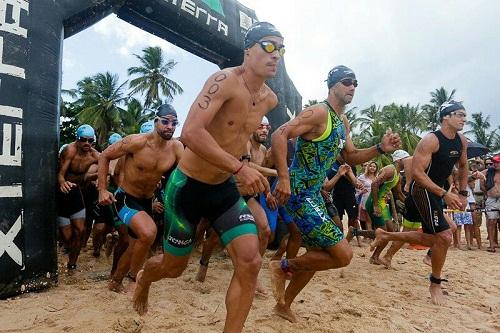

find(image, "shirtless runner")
[133,22,284,333]
[98,104,183,292]
[57,124,99,272]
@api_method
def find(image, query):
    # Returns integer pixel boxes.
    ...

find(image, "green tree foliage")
[128,46,183,108]
[422,87,456,131]
[121,98,155,135]
[76,72,128,148]
[465,112,500,151]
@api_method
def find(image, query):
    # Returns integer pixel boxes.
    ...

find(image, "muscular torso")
[121,138,180,198]
[249,142,267,166]
[179,68,276,184]
[63,143,99,185]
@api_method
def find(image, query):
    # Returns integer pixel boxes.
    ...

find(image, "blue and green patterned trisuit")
[286,100,346,248]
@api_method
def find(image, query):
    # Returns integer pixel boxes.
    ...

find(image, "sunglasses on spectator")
[340,78,358,88]
[158,118,179,126]
[486,162,493,166]
[78,137,94,143]
[258,40,286,56]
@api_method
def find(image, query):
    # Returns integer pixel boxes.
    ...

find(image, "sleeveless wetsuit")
[365,165,400,227]
[286,101,346,248]
[163,168,257,256]
[406,130,463,234]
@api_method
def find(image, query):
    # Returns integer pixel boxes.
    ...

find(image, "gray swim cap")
[326,65,356,89]
[156,104,177,118]
[439,100,465,120]
[244,22,283,49]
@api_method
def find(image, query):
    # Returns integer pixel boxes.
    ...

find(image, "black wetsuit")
[405,130,463,234]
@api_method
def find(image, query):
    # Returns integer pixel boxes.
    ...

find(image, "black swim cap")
[326,65,356,89]
[156,104,177,118]
[244,22,283,49]
[439,100,464,120]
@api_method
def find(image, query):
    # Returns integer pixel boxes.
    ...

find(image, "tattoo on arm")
[278,109,315,135]
[197,73,228,110]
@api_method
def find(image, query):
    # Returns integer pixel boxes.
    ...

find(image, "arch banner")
[0,0,301,298]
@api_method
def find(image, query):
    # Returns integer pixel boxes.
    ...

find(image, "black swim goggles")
[78,137,95,143]
[258,40,285,56]
[340,78,358,88]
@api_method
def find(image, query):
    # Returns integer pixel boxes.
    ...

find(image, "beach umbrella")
[467,142,490,159]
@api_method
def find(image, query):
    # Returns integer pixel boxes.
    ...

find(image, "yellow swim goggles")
[258,40,285,56]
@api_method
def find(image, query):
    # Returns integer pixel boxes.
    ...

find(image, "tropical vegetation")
[303,87,500,168]
[60,46,182,148]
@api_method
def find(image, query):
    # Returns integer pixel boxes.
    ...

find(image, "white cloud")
[238,0,500,128]
[93,14,185,59]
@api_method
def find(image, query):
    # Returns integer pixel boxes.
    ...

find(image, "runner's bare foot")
[133,270,151,316]
[346,227,354,243]
[273,303,297,323]
[269,260,287,303]
[422,254,432,267]
[369,257,382,265]
[108,279,124,293]
[370,229,386,251]
[429,283,446,306]
[356,235,363,247]
[195,264,208,282]
[379,255,392,268]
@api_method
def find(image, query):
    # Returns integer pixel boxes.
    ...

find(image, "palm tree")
[422,87,456,131]
[121,98,155,135]
[354,104,383,131]
[128,46,183,108]
[76,72,128,147]
[303,99,318,108]
[464,112,500,150]
[59,88,82,144]
[379,103,424,154]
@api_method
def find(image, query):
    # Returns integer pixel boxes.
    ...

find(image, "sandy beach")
[1,222,499,333]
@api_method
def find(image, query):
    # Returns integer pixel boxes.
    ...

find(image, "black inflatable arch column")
[0,0,301,298]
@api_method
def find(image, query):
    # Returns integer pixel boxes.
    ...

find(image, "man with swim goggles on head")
[57,124,100,272]
[270,65,401,322]
[98,104,184,293]
[132,22,284,333]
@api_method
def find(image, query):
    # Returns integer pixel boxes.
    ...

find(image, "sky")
[62,0,500,138]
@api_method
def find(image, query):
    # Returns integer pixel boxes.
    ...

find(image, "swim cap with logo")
[156,104,177,118]
[140,121,154,134]
[76,124,95,138]
[439,100,465,120]
[108,133,122,145]
[244,22,283,49]
[326,65,356,89]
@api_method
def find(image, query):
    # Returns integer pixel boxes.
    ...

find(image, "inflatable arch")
[0,0,301,298]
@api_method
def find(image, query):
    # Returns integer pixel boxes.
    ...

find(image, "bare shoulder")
[206,68,240,90]
[90,148,100,159]
[263,83,278,108]
[415,132,439,154]
[61,143,77,159]
[119,134,148,152]
[171,139,184,151]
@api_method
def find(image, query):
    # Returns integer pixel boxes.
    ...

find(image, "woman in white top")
[357,161,378,230]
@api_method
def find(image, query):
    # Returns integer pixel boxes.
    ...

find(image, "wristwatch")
[458,190,469,197]
[240,154,251,162]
